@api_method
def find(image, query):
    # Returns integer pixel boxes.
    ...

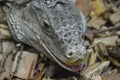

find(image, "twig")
[93,24,120,34]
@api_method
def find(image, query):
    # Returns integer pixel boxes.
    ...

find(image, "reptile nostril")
[66,52,74,58]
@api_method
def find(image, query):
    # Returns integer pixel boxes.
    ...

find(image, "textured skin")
[2,0,86,72]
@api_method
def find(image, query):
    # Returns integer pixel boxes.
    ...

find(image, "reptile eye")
[44,22,50,30]
[42,21,57,39]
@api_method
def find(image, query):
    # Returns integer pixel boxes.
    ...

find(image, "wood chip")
[34,70,45,80]
[11,51,38,79]
[93,36,119,46]
[92,0,106,16]
[116,31,120,35]
[76,0,91,16]
[81,61,110,79]
[92,75,102,80]
[108,56,120,67]
[0,54,12,80]
[2,41,15,56]
[87,16,106,29]
[88,50,97,66]
[97,42,108,56]
[0,41,15,79]
[0,28,12,39]
[38,63,45,71]
[102,69,120,80]
[110,11,120,24]
[0,24,8,30]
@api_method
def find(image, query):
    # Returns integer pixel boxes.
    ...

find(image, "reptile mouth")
[39,39,84,72]
[54,55,84,72]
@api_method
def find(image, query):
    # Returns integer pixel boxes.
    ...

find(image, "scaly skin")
[2,0,86,72]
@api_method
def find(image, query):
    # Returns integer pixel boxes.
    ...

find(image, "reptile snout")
[64,43,85,64]
[66,49,85,59]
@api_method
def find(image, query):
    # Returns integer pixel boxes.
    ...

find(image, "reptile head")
[34,0,87,72]
[4,0,86,72]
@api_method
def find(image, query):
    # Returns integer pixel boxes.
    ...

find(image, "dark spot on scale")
[53,16,57,19]
[75,43,78,46]
[78,23,81,25]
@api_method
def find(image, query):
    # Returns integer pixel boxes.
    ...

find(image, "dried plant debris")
[102,69,120,80]
[0,0,120,80]
[0,24,12,40]
[76,0,91,16]
[81,61,110,79]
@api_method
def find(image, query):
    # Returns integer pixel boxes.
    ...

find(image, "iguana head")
[2,0,87,72]
[33,0,87,72]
